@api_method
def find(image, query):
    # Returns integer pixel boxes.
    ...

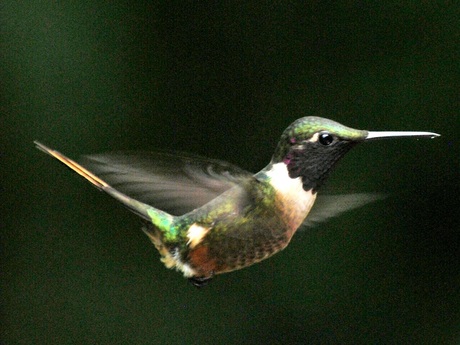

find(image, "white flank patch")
[169,248,197,277]
[186,223,210,249]
[180,264,196,278]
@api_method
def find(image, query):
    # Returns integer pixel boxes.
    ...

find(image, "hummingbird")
[35,117,439,287]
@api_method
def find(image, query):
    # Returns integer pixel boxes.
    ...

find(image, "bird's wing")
[302,193,386,228]
[81,151,254,215]
[81,152,383,224]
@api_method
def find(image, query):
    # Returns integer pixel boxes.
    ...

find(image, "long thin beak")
[366,131,440,141]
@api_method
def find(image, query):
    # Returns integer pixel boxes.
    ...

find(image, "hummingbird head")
[271,116,439,192]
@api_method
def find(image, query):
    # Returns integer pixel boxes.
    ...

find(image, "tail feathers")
[34,141,173,225]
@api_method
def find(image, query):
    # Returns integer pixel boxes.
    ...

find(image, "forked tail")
[34,141,174,230]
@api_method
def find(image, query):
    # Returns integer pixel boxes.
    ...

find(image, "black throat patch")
[284,140,356,192]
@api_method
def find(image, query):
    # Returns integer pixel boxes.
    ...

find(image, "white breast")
[264,162,317,230]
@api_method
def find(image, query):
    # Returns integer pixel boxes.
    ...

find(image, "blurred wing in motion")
[81,151,255,215]
[302,193,386,228]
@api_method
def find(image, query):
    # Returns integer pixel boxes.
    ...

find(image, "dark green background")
[2,2,459,344]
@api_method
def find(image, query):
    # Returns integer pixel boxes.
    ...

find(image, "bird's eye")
[319,132,334,145]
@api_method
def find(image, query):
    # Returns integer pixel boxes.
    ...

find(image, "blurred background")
[1,2,459,344]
